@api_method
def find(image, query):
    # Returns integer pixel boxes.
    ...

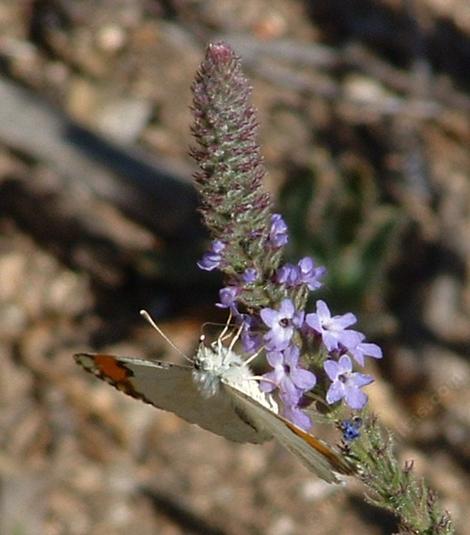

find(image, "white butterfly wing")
[225,382,353,484]
[75,353,271,444]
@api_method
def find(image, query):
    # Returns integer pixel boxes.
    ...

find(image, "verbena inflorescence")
[198,221,382,430]
[191,42,382,431]
[189,40,455,534]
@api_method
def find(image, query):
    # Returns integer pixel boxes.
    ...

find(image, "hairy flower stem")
[344,414,454,534]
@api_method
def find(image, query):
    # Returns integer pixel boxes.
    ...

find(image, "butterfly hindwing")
[225,382,354,483]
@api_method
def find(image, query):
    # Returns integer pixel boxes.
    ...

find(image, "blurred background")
[0,1,469,533]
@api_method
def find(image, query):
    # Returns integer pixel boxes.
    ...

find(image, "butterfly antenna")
[139,310,192,362]
[202,321,235,343]
[227,321,244,353]
[216,311,234,361]
[243,345,265,367]
[218,310,233,343]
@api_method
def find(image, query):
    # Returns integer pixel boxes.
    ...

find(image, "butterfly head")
[192,340,252,398]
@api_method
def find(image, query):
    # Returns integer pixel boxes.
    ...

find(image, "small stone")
[96,24,126,52]
[97,98,153,143]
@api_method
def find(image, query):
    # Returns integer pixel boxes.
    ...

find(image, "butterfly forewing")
[75,352,353,483]
[74,353,271,444]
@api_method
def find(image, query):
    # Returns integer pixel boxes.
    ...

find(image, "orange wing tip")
[285,420,355,476]
[75,352,133,380]
[74,352,155,406]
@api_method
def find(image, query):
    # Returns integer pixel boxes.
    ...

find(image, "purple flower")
[260,298,304,350]
[197,240,225,271]
[260,345,316,405]
[260,345,316,431]
[242,329,263,353]
[297,257,326,290]
[348,337,383,367]
[305,300,362,352]
[324,355,373,409]
[242,267,258,283]
[240,315,263,353]
[276,258,326,291]
[276,263,298,286]
[268,213,288,248]
[216,286,240,310]
[283,404,312,431]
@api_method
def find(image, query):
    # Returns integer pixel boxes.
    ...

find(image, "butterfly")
[74,311,354,483]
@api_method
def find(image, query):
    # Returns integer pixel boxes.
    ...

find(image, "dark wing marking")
[74,353,271,444]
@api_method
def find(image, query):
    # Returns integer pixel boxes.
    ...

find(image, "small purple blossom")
[283,404,312,431]
[260,298,304,350]
[276,257,325,290]
[324,355,373,409]
[242,329,263,353]
[276,263,298,286]
[348,338,383,367]
[242,267,258,283]
[260,345,316,405]
[305,300,362,352]
[260,345,315,431]
[197,240,225,271]
[297,257,326,290]
[268,213,288,248]
[215,286,240,310]
[240,315,263,353]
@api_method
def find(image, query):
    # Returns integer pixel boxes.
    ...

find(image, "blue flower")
[305,300,362,352]
[197,240,225,271]
[324,355,373,410]
[340,417,362,442]
[242,330,262,353]
[348,337,383,367]
[283,404,312,431]
[297,257,326,290]
[242,267,258,283]
[260,345,316,431]
[276,257,326,292]
[240,315,263,353]
[276,263,298,286]
[268,213,288,248]
[216,286,240,310]
[260,298,304,350]
[260,345,316,406]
